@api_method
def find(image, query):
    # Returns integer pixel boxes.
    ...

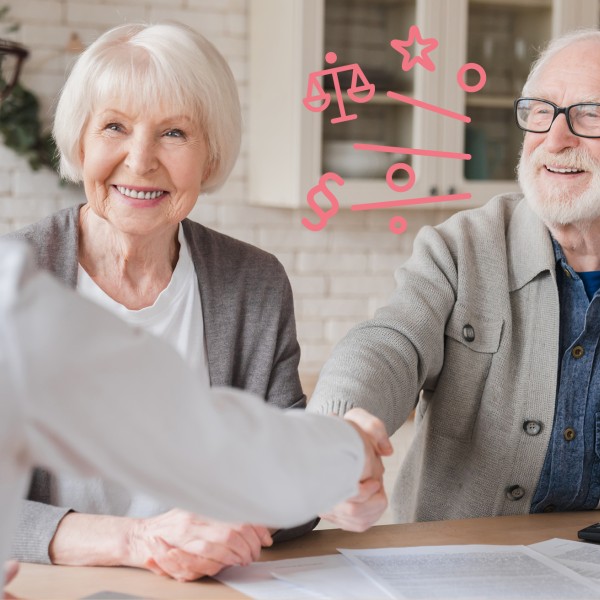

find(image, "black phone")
[577,522,600,543]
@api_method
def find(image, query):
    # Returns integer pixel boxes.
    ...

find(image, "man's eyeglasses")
[0,39,29,101]
[514,97,600,139]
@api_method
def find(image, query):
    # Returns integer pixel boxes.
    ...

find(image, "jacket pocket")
[427,302,504,441]
[444,302,503,353]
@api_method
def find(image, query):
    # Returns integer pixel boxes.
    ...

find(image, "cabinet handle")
[429,186,439,195]
[448,186,456,195]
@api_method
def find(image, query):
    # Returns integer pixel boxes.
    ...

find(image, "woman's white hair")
[522,28,600,96]
[53,22,241,193]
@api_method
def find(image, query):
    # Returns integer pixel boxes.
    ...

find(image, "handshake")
[320,408,394,532]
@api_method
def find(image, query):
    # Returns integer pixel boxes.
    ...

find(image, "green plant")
[0,5,59,173]
[0,5,17,33]
[0,82,58,170]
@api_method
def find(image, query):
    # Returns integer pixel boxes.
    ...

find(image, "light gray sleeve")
[308,225,459,435]
[11,500,71,564]
[9,467,74,564]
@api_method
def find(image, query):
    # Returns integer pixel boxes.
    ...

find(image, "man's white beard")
[517,145,600,227]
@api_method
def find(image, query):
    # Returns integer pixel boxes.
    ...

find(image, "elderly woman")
[6,22,310,581]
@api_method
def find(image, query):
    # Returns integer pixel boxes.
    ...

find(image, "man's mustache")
[526,147,598,172]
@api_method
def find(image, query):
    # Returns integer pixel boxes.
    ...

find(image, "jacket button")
[506,485,525,501]
[523,420,542,436]
[462,324,475,342]
[543,505,555,513]
[563,427,576,441]
[572,345,585,359]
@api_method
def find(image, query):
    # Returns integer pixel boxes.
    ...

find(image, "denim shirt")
[531,239,600,513]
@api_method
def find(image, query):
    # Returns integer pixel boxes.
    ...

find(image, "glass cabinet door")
[464,0,551,183]
[318,0,434,204]
[321,0,416,178]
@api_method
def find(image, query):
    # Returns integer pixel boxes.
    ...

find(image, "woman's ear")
[78,139,85,166]
[202,158,214,184]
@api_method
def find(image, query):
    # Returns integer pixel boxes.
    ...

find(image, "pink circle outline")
[457,63,486,93]
[386,162,416,193]
[389,216,408,235]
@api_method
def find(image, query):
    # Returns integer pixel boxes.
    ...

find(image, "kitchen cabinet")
[248,0,599,209]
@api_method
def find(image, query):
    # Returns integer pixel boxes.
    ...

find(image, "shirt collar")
[550,235,576,272]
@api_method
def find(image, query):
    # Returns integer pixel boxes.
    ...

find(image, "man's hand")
[320,408,393,532]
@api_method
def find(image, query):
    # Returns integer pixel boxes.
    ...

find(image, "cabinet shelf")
[471,0,550,7]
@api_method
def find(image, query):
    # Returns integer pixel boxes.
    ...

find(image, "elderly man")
[310,28,600,528]
[0,40,390,590]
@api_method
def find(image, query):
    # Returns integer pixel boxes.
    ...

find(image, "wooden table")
[7,511,599,599]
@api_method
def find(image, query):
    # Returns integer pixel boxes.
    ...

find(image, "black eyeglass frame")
[0,39,29,101]
[514,97,600,139]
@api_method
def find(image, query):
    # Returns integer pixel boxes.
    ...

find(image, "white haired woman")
[5,22,310,581]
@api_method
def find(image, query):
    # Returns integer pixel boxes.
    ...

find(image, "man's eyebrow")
[526,94,600,104]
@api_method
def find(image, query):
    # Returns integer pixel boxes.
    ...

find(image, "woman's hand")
[129,509,273,581]
[49,509,272,581]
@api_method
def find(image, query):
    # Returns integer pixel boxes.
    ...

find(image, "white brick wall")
[0,0,459,382]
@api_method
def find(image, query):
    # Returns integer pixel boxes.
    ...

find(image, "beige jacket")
[309,194,561,522]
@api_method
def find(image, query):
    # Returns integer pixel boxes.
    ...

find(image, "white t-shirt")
[53,225,210,517]
[0,240,363,587]
[77,225,209,382]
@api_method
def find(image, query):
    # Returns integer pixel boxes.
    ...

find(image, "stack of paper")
[215,539,600,599]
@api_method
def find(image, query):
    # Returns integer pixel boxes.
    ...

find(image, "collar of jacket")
[506,196,556,293]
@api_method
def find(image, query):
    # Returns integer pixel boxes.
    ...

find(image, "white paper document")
[215,554,388,600]
[340,544,600,599]
[216,542,600,600]
[270,553,390,600]
[529,538,600,583]
[215,556,332,600]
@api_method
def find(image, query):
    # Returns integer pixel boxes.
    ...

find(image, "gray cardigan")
[310,194,564,523]
[6,204,311,562]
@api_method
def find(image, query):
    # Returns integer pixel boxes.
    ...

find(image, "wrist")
[49,513,137,567]
[122,517,150,568]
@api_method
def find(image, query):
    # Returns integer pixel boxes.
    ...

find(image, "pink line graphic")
[352,193,471,211]
[353,142,471,160]
[386,91,471,123]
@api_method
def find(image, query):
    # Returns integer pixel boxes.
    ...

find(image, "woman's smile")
[113,185,170,208]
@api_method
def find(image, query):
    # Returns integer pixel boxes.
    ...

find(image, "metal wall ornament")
[0,38,29,101]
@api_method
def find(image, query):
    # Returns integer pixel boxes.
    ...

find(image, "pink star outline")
[391,25,438,72]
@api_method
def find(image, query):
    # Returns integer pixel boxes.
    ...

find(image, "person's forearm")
[49,512,136,567]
